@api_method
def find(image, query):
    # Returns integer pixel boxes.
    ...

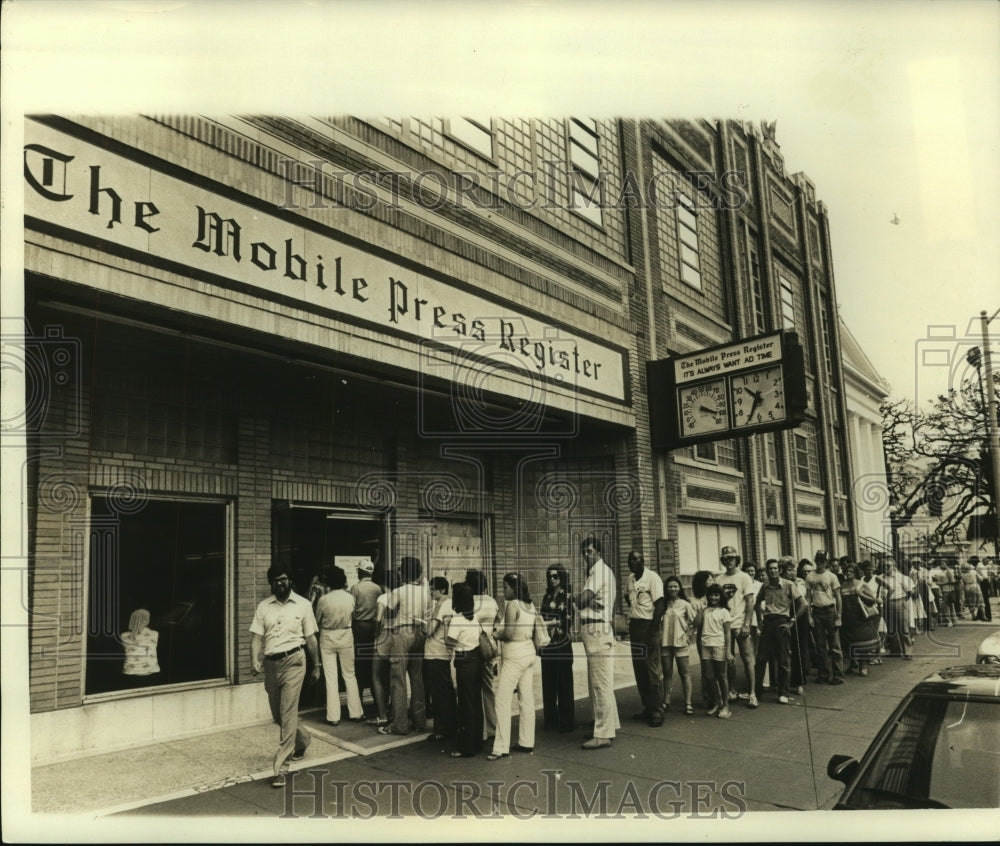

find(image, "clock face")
[678,379,729,437]
[730,365,786,428]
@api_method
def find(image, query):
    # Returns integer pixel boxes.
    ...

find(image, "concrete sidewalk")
[30,617,996,817]
[31,640,636,816]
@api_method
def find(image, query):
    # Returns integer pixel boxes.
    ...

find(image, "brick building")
[20,115,859,759]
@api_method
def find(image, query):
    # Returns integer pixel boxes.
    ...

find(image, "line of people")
[248,543,997,785]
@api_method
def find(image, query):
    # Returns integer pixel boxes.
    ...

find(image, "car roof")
[912,664,1000,698]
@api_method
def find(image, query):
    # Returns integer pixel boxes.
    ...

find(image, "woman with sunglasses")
[539,565,574,733]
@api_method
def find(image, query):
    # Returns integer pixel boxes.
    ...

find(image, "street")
[118,620,992,820]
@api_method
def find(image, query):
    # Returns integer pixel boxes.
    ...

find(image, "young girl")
[696,584,732,718]
[660,576,696,715]
[689,570,715,708]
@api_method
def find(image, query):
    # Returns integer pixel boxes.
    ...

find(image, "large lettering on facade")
[24,121,625,402]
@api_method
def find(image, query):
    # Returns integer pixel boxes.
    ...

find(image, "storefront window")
[85,496,228,696]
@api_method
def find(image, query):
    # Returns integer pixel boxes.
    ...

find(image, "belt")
[265,645,303,660]
[454,649,476,657]
[581,618,606,625]
[764,614,790,622]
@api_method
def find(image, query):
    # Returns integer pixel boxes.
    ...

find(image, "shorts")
[661,644,690,659]
[701,644,726,662]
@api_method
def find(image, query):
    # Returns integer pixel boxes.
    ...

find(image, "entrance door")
[271,504,384,710]
[272,504,384,596]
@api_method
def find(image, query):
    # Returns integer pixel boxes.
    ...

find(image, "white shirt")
[249,590,317,656]
[626,568,664,620]
[717,568,755,626]
[582,558,615,625]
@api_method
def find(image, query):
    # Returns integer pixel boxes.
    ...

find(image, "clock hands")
[745,390,763,423]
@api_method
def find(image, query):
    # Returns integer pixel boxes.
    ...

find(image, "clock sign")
[679,379,728,437]
[646,330,808,449]
[730,365,786,428]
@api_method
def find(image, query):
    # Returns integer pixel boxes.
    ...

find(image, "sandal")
[685,705,694,715]
[450,751,474,758]
[486,753,509,761]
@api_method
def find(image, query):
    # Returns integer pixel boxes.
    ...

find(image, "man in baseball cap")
[351,558,382,709]
[717,545,758,708]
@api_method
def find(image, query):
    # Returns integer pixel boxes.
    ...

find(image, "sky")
[4,0,997,408]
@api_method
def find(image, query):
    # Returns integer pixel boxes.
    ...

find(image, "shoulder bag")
[532,607,551,651]
[478,621,498,662]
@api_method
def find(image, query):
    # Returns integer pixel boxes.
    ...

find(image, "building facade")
[839,319,893,560]
[20,116,854,760]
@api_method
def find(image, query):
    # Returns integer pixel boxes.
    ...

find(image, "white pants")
[492,640,537,755]
[320,629,363,722]
[581,623,621,740]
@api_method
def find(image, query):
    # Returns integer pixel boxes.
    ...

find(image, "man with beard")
[250,563,322,788]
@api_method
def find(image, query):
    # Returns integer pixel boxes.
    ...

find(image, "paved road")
[120,621,990,821]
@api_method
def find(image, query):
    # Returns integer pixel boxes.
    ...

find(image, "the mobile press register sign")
[646,330,808,449]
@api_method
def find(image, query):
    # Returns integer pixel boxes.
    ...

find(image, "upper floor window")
[819,295,834,380]
[567,118,603,226]
[793,421,821,487]
[762,431,781,480]
[779,273,795,331]
[692,438,739,469]
[748,236,766,333]
[677,192,702,290]
[447,117,494,159]
[832,431,846,495]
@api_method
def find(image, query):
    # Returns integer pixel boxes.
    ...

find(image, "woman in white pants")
[315,565,364,725]
[488,573,538,761]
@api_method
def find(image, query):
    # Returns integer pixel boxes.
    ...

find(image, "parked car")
[976,629,1000,664]
[827,665,1000,809]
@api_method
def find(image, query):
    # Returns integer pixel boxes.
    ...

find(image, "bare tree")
[881,376,996,553]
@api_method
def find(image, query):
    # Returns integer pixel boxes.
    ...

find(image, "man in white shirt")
[625,549,665,727]
[576,535,621,749]
[250,563,322,788]
[805,550,844,684]
[717,546,759,708]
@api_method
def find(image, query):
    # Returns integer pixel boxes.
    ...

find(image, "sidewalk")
[30,617,996,817]
[31,640,635,816]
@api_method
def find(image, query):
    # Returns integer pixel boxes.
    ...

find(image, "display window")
[84,496,229,696]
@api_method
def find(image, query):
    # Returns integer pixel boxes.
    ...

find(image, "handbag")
[478,621,498,662]
[532,611,551,651]
[859,594,879,619]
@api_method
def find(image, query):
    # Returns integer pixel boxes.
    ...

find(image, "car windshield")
[845,695,1000,809]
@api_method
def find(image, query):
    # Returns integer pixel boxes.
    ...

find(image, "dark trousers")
[424,657,458,738]
[755,617,791,697]
[540,641,575,731]
[789,619,808,687]
[352,619,377,697]
[811,606,844,681]
[981,581,993,622]
[628,618,663,715]
[454,650,484,756]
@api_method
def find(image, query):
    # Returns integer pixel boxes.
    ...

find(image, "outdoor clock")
[729,365,786,428]
[678,378,729,437]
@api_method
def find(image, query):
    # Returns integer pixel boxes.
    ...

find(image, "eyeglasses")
[547,573,560,580]
[271,576,290,584]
